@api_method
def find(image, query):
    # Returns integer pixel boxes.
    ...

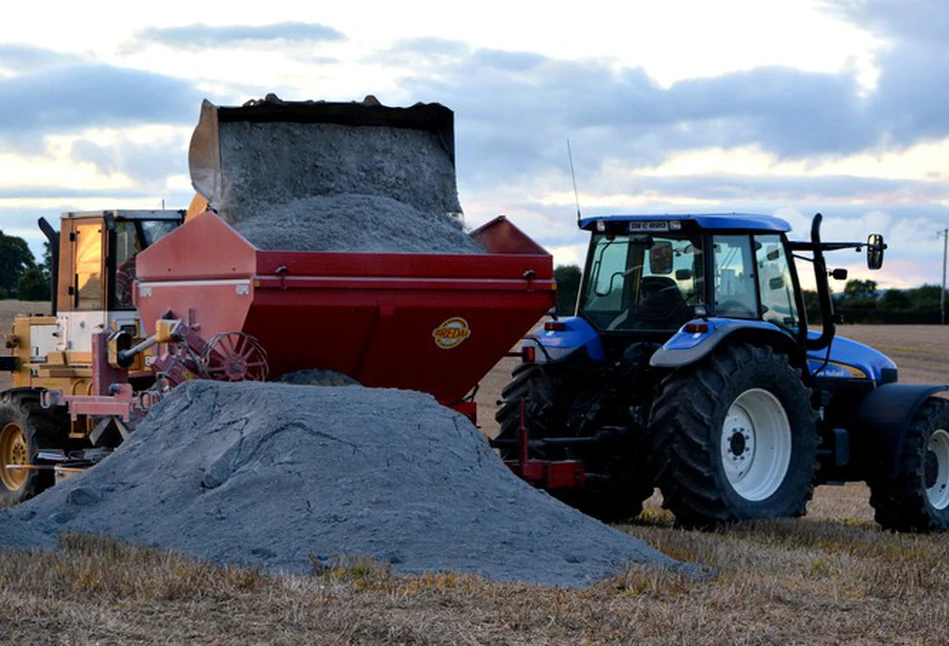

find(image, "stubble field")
[2,301,949,643]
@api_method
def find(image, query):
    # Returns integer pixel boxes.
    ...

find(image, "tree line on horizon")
[0,230,50,301]
[553,266,947,325]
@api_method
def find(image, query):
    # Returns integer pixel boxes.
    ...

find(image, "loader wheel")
[0,391,58,508]
[495,364,652,522]
[650,343,818,527]
[869,398,949,532]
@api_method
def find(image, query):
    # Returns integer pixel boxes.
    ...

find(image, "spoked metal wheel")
[0,421,28,493]
[199,332,269,382]
[925,428,949,511]
[720,389,792,502]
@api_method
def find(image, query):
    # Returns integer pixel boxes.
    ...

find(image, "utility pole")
[942,228,948,325]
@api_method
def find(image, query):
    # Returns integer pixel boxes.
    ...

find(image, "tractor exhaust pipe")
[38,217,59,314]
[806,213,836,351]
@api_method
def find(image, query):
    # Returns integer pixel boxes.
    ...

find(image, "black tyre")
[495,364,651,522]
[869,398,949,532]
[0,390,62,508]
[649,343,818,527]
[495,364,563,462]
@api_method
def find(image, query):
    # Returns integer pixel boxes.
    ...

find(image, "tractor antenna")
[567,140,582,226]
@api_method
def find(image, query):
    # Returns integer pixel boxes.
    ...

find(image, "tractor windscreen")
[579,232,703,331]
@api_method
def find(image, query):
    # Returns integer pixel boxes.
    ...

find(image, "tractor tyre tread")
[868,397,949,533]
[649,343,818,527]
[0,388,67,507]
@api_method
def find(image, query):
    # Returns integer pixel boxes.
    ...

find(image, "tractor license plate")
[628,221,669,232]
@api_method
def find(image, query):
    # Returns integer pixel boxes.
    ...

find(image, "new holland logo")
[432,317,471,349]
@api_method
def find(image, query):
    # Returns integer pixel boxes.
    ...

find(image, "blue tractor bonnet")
[578,213,792,233]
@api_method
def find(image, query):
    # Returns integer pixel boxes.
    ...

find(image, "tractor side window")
[75,224,104,311]
[583,237,630,315]
[112,222,142,311]
[712,235,757,319]
[755,234,799,332]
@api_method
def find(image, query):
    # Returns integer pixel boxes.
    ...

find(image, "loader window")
[75,224,104,310]
[109,218,178,310]
[111,222,142,310]
[755,234,799,332]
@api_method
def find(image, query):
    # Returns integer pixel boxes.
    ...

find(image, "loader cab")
[577,214,806,342]
[53,210,182,354]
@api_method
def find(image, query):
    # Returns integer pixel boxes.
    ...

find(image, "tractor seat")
[639,276,684,322]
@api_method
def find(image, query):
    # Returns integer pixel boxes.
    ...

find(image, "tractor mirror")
[675,268,693,281]
[830,268,848,280]
[769,276,785,290]
[766,245,780,261]
[867,234,885,270]
[649,242,673,275]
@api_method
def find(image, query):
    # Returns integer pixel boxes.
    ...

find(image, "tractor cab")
[576,214,804,341]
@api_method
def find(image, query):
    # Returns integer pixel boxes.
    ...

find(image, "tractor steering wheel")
[716,301,757,319]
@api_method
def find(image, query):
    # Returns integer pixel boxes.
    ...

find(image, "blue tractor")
[493,213,949,531]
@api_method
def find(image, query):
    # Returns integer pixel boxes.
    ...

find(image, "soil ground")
[4,304,949,642]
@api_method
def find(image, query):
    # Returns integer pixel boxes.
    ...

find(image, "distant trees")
[554,265,581,315]
[16,267,50,301]
[823,280,946,324]
[0,231,50,300]
[0,231,37,299]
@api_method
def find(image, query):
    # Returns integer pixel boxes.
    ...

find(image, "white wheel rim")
[720,388,792,501]
[925,428,949,510]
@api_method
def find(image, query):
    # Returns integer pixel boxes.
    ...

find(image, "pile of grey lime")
[216,119,483,254]
[0,381,692,588]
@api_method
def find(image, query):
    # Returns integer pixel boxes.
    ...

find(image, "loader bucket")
[188,96,455,211]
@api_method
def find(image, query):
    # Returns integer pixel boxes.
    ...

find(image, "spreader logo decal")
[433,317,471,349]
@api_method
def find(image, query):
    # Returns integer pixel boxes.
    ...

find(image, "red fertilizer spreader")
[131,209,554,417]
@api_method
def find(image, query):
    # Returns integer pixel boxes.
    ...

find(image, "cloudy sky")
[1,0,947,288]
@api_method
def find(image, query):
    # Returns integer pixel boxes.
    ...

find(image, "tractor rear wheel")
[649,343,818,527]
[495,364,651,522]
[0,391,59,508]
[869,398,949,532]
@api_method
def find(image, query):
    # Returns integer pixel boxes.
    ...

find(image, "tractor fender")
[855,383,948,478]
[649,319,797,369]
[523,316,606,364]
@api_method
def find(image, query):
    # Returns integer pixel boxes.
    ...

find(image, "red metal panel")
[504,459,586,490]
[254,250,554,281]
[469,216,550,256]
[243,283,552,402]
[136,282,253,340]
[136,211,257,281]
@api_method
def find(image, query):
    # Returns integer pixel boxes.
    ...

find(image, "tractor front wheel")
[649,343,818,527]
[0,391,56,508]
[869,398,949,532]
